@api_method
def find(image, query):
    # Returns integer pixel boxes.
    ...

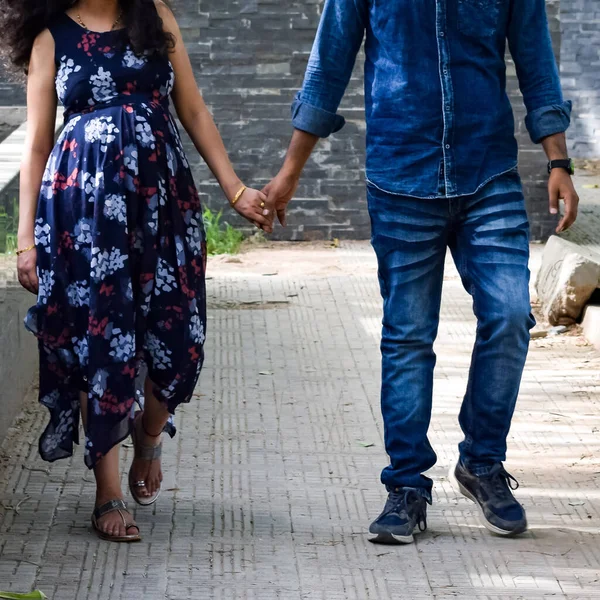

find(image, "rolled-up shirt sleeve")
[291,0,366,138]
[507,0,571,144]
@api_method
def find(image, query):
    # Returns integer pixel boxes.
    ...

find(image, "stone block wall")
[560,0,600,159]
[0,1,575,240]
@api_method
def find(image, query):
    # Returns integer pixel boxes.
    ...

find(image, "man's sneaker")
[368,487,428,544]
[452,461,528,536]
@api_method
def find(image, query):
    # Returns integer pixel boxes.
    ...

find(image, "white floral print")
[155,258,177,295]
[135,116,156,149]
[123,145,139,175]
[91,369,109,400]
[84,116,120,152]
[103,194,127,224]
[186,215,204,255]
[72,336,89,366]
[90,247,128,281]
[66,281,90,308]
[38,269,55,305]
[89,67,118,105]
[145,332,173,370]
[189,313,205,345]
[74,218,93,252]
[40,408,75,454]
[122,49,147,69]
[35,219,52,253]
[56,57,82,101]
[109,330,135,362]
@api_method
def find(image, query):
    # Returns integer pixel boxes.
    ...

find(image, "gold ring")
[260,201,265,208]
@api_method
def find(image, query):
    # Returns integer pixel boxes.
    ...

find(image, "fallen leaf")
[0,592,48,600]
[358,441,375,448]
[259,371,273,376]
[569,501,585,506]
[582,184,600,189]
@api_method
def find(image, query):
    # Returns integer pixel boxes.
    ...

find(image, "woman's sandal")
[128,411,163,506]
[91,499,141,542]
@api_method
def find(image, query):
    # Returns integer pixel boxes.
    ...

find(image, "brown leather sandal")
[91,499,141,542]
[128,411,163,506]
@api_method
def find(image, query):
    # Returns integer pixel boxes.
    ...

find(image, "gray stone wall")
[0,1,568,240]
[175,0,562,241]
[560,0,600,159]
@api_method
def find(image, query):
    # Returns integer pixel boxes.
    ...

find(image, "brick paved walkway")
[1,242,600,600]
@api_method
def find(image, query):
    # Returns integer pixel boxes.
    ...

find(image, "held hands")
[548,169,579,233]
[232,186,274,234]
[261,171,300,227]
[231,170,300,233]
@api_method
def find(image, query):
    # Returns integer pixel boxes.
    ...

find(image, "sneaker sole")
[448,463,528,537]
[368,532,415,545]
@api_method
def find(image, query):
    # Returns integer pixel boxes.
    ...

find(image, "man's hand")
[548,169,579,233]
[262,171,300,227]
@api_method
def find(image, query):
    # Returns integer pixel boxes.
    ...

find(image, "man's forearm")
[541,132,569,161]
[280,129,320,179]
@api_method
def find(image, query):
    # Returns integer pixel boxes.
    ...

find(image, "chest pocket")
[457,0,501,37]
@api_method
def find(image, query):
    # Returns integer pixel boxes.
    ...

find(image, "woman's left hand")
[233,187,274,234]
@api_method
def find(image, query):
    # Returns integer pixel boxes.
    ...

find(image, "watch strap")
[548,159,574,175]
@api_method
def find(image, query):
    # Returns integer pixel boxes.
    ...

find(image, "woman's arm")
[17,29,57,293]
[156,1,272,232]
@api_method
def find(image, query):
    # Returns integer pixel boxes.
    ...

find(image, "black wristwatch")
[548,158,575,175]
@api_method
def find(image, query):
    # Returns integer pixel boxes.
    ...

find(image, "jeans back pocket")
[457,0,501,37]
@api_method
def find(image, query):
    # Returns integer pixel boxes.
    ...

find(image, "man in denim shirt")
[264,0,579,543]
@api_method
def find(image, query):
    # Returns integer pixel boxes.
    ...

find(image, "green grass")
[203,207,245,256]
[0,198,18,255]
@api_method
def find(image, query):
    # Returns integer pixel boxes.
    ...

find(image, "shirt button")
[443,69,448,75]
[440,32,445,37]
[445,144,451,149]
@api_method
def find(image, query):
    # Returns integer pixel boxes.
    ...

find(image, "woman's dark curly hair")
[0,0,175,72]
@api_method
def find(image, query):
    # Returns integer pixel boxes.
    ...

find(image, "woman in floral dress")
[2,0,273,541]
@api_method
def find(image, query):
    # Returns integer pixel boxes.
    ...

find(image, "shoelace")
[387,489,428,531]
[483,466,520,501]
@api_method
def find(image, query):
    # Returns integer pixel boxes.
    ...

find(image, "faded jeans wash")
[368,170,535,497]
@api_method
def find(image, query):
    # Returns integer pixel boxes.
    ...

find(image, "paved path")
[1,242,600,600]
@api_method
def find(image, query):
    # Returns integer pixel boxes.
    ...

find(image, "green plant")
[0,197,19,255]
[202,207,245,256]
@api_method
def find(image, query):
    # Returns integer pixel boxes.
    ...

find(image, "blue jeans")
[368,170,535,498]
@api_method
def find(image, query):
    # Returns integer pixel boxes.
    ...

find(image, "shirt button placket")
[437,0,456,195]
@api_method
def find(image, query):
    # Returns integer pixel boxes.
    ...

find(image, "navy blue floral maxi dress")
[25,14,207,469]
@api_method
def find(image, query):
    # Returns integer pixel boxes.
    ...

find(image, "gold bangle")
[231,185,247,206]
[16,244,35,256]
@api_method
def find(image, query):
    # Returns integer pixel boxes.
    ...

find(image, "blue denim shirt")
[291,0,572,198]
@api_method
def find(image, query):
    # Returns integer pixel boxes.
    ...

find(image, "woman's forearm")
[18,150,49,245]
[182,106,243,203]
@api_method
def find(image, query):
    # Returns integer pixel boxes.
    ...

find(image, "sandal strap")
[93,499,128,520]
[136,443,162,461]
[132,412,163,460]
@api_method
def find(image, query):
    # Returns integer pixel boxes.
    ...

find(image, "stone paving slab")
[1,242,600,599]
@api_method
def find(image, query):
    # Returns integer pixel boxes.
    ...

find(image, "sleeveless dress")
[25,14,207,469]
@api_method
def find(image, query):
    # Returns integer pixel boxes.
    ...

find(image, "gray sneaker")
[452,461,528,536]
[368,487,428,544]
